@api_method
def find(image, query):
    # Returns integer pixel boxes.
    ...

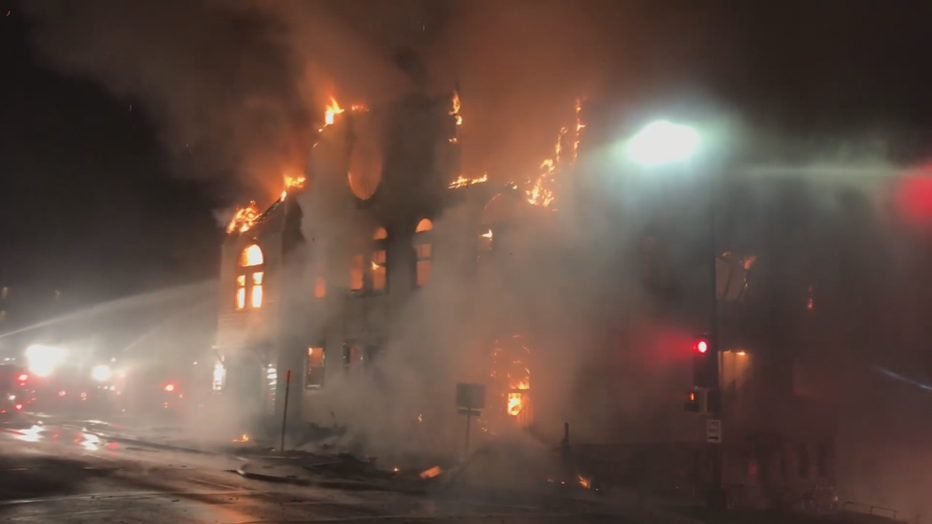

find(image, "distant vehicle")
[0,364,31,415]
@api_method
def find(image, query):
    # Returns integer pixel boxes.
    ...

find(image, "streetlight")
[91,364,112,382]
[626,119,726,509]
[25,345,65,377]
[625,120,700,166]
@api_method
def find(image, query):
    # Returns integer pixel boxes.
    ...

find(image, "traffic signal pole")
[708,169,726,510]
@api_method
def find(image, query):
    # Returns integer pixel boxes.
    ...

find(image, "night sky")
[4,0,932,315]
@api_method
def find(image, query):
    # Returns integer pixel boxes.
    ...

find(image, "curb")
[232,461,427,494]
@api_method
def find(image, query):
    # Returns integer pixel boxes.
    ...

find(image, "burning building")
[212,86,554,449]
[212,84,853,507]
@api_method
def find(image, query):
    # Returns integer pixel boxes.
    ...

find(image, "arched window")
[414,219,432,287]
[239,244,264,267]
[415,219,433,233]
[236,244,265,310]
[373,227,388,240]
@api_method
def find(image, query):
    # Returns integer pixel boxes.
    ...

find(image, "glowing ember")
[578,475,591,489]
[227,202,261,234]
[573,97,585,163]
[419,466,442,479]
[448,173,488,189]
[417,413,423,423]
[481,229,493,239]
[233,433,250,443]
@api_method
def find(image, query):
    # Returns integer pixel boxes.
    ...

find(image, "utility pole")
[708,171,726,510]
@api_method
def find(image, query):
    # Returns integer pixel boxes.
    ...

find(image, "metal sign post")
[706,418,722,444]
[455,383,485,458]
[280,369,292,453]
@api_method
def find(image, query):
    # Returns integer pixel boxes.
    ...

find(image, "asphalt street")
[0,413,626,524]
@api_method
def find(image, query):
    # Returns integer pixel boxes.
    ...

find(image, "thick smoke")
[22,0,618,200]
[23,0,932,514]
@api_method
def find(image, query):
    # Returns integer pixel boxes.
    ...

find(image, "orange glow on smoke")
[227,202,261,234]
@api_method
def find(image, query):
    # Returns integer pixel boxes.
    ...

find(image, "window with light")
[414,219,432,287]
[236,244,265,310]
[371,227,388,293]
[305,345,325,388]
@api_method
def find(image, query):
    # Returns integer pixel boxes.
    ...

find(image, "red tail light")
[14,403,23,411]
[17,374,28,382]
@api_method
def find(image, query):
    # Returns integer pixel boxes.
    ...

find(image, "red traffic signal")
[694,339,709,354]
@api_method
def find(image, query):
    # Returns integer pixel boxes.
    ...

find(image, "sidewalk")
[234,452,432,493]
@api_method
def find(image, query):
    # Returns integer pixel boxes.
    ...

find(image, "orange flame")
[318,98,367,132]
[507,378,530,416]
[285,173,306,190]
[578,475,591,489]
[481,229,493,239]
[227,202,260,234]
[449,173,488,189]
[324,97,344,127]
[524,98,585,209]
[450,91,462,126]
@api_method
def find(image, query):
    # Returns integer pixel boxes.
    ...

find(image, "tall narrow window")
[349,255,364,293]
[306,345,325,388]
[371,249,387,292]
[236,244,264,310]
[251,271,264,308]
[414,219,432,287]
[343,342,362,372]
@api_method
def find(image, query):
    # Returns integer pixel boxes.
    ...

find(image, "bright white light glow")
[25,345,65,377]
[212,362,225,391]
[626,120,700,166]
[91,365,112,382]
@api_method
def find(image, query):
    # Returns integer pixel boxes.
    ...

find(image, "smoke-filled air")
[7,0,932,520]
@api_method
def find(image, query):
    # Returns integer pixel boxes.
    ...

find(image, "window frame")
[413,219,433,288]
[305,344,326,389]
[236,244,265,311]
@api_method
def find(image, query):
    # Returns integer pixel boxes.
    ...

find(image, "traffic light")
[692,335,718,388]
[684,390,700,412]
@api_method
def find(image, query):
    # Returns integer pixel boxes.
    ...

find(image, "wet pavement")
[0,413,634,523]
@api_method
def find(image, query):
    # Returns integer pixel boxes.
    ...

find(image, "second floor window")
[306,345,325,388]
[414,219,432,287]
[236,244,264,310]
[351,227,389,296]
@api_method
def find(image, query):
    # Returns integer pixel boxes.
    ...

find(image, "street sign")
[455,382,486,458]
[706,418,722,443]
[455,382,486,410]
